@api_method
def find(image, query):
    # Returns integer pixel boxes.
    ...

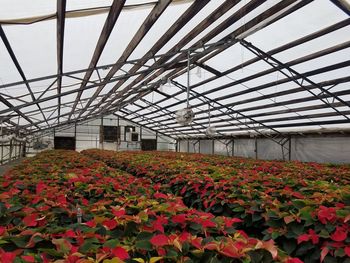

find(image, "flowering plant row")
[0,150,299,263]
[82,150,350,263]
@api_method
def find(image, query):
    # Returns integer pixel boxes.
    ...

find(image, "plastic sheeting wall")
[257,139,288,161]
[214,140,232,156]
[179,134,350,164]
[291,136,350,164]
[234,139,256,159]
[200,140,213,154]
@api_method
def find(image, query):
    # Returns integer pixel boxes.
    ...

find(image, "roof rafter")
[68,0,126,121]
[101,0,310,120]
[239,39,350,120]
[56,0,66,124]
[73,0,173,120]
[138,60,350,127]
[0,25,47,128]
[85,0,247,118]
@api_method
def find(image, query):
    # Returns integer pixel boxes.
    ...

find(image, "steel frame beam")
[160,110,350,134]
[79,0,214,118]
[130,18,350,121]
[0,26,45,128]
[72,0,173,120]
[124,0,314,122]
[128,33,350,123]
[169,80,290,147]
[145,75,350,129]
[2,0,349,138]
[56,0,66,123]
[132,60,350,127]
[89,0,268,117]
[330,0,350,15]
[86,0,258,118]
[169,119,350,136]
[68,0,126,121]
[239,39,350,120]
[0,56,197,117]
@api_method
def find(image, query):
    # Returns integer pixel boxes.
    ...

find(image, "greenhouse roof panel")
[0,0,349,138]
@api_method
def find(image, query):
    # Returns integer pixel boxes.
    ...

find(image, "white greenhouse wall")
[26,115,175,154]
[179,134,350,164]
[291,136,350,164]
[257,139,288,161]
[200,140,213,154]
[234,139,256,159]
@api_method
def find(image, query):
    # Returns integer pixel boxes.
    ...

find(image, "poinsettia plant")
[82,149,350,262]
[0,150,303,263]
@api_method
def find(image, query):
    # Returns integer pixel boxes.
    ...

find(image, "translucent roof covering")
[0,0,349,139]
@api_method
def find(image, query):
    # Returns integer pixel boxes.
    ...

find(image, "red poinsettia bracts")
[82,149,350,262]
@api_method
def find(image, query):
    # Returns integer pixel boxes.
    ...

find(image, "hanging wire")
[208,102,211,126]
[187,51,191,108]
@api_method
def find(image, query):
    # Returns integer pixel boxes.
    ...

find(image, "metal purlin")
[170,80,291,160]
[239,39,350,121]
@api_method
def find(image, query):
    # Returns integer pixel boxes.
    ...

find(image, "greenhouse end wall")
[26,115,175,155]
[178,134,350,164]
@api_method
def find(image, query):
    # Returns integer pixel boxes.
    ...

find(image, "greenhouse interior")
[0,0,350,262]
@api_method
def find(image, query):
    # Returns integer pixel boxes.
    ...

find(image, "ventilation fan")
[176,108,195,126]
[205,126,216,136]
[33,138,50,150]
[205,103,216,137]
[176,52,195,126]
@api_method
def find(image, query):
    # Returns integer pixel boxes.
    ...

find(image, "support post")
[1,143,3,165]
[100,116,104,150]
[254,137,258,160]
[231,139,235,157]
[22,142,26,158]
[212,139,215,155]
[74,122,77,150]
[288,135,292,161]
[156,131,158,151]
[9,139,13,162]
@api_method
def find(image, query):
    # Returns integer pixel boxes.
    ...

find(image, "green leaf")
[166,247,179,257]
[318,229,330,238]
[136,232,153,241]
[336,209,349,218]
[189,223,202,231]
[282,239,296,254]
[8,205,23,213]
[292,200,306,209]
[252,213,263,222]
[271,232,280,240]
[79,237,100,254]
[299,206,314,222]
[209,257,221,263]
[267,210,279,218]
[135,240,152,251]
[233,206,245,212]
[9,236,29,248]
[0,203,7,217]
[104,239,120,248]
[38,248,63,257]
[248,249,273,263]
